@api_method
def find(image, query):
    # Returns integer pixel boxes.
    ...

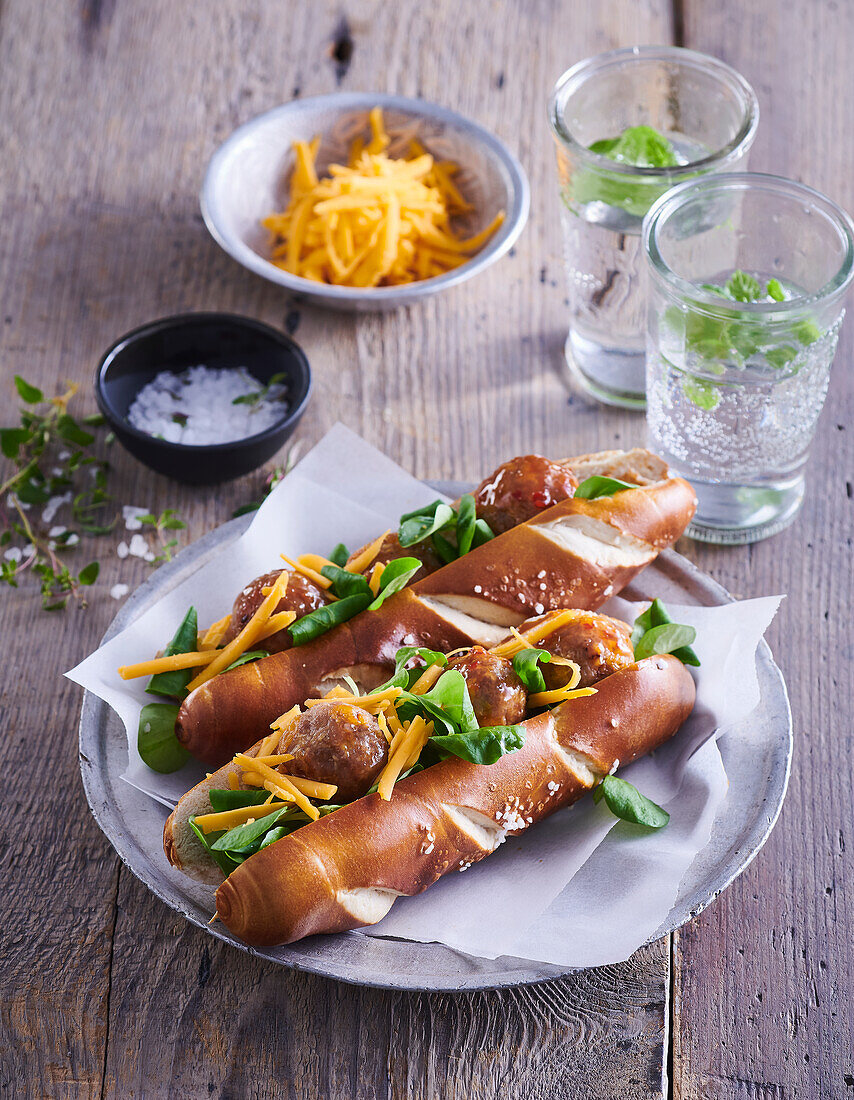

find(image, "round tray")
[79,484,792,991]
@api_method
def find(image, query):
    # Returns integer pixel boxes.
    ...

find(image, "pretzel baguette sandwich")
[163,608,697,947]
[155,450,695,767]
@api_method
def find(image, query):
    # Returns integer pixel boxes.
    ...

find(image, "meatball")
[446,646,527,727]
[521,611,635,689]
[278,701,388,802]
[347,532,442,579]
[224,569,328,654]
[473,455,579,534]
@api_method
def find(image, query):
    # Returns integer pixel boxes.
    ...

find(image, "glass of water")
[548,46,758,409]
[643,172,854,544]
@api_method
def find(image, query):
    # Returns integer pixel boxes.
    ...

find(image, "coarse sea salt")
[127,365,288,446]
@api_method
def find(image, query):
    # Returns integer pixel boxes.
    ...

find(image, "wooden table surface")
[1,1,852,1097]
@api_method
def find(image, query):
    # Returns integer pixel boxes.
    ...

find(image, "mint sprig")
[669,270,824,409]
[570,124,682,218]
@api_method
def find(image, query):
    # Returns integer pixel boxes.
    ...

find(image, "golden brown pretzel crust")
[189,656,696,946]
[174,450,696,767]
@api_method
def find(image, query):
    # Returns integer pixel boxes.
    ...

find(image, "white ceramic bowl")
[201,93,530,311]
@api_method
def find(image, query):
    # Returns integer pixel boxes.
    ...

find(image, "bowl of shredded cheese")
[201,94,530,310]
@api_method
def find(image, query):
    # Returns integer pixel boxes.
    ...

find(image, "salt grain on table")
[116,541,129,559]
[126,365,288,445]
[110,583,129,600]
[42,492,71,524]
[3,547,22,563]
[123,505,149,530]
[127,533,155,562]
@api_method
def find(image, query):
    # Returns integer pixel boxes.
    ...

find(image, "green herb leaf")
[0,428,30,458]
[231,501,261,517]
[430,531,457,565]
[320,563,373,600]
[188,818,242,876]
[224,649,269,670]
[377,645,447,691]
[574,475,636,500]
[634,622,697,660]
[431,724,526,765]
[14,376,44,403]
[471,518,495,548]
[512,648,551,693]
[137,702,191,773]
[146,606,198,698]
[590,125,679,169]
[77,561,99,586]
[766,278,785,302]
[397,669,479,739]
[288,592,372,646]
[367,556,422,610]
[56,415,95,447]
[792,318,821,345]
[454,493,477,556]
[398,503,455,548]
[725,270,762,302]
[631,598,700,666]
[593,775,670,828]
[329,542,350,567]
[682,377,720,411]
[765,345,798,369]
[258,826,290,849]
[398,500,445,523]
[208,789,271,812]
[210,806,290,851]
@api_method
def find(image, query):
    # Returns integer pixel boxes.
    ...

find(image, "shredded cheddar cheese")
[270,705,302,733]
[489,610,579,659]
[346,529,390,575]
[409,662,444,696]
[527,685,598,707]
[118,650,216,680]
[303,685,403,713]
[255,609,297,642]
[199,613,231,650]
[281,554,334,590]
[377,715,432,801]
[367,561,386,596]
[193,801,291,835]
[263,109,503,288]
[233,753,320,820]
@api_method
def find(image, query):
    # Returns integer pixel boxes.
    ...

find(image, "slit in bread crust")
[441,804,507,852]
[417,596,514,646]
[534,514,655,569]
[335,886,403,923]
[551,741,603,788]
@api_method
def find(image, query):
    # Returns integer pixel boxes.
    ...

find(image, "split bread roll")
[164,655,696,946]
[176,449,696,766]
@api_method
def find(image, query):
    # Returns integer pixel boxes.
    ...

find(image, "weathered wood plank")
[673,2,854,1097]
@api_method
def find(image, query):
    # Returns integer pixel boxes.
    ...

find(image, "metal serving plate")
[79,483,792,991]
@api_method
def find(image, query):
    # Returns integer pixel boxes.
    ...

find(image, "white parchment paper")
[67,425,782,967]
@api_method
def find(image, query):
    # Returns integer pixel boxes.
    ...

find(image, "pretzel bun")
[165,655,696,946]
[175,449,696,766]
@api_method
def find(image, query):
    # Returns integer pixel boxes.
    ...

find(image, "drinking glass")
[549,46,758,409]
[643,172,854,544]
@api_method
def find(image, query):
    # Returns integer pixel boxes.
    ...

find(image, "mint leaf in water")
[682,376,720,411]
[765,345,798,370]
[766,278,785,302]
[590,125,679,168]
[792,318,821,345]
[725,270,762,302]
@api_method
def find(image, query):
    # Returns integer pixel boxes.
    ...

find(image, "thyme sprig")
[0,375,111,610]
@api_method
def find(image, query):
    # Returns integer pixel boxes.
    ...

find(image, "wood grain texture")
[1,0,850,1097]
[672,3,854,1098]
[0,1,680,1097]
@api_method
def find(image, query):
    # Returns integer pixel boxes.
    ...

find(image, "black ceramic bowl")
[94,313,312,485]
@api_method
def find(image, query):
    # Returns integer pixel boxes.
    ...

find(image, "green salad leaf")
[145,607,198,699]
[431,724,526,765]
[512,648,551,693]
[368,557,423,610]
[329,542,349,567]
[398,502,456,547]
[593,775,670,828]
[631,598,700,666]
[137,702,190,773]
[574,475,636,501]
[208,789,271,812]
[224,649,270,670]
